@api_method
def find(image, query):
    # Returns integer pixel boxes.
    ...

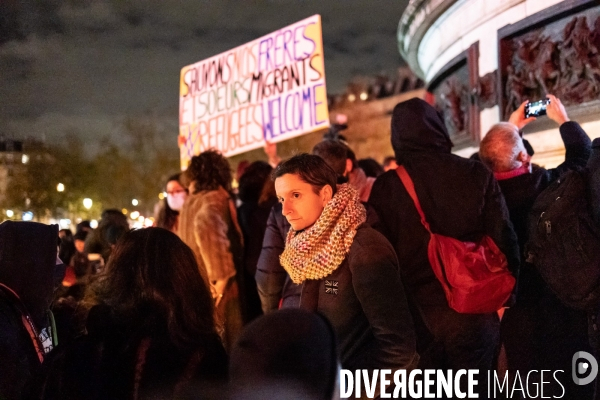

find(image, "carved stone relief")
[431,65,471,147]
[501,6,600,119]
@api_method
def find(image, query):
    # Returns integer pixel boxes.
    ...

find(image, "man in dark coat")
[0,221,60,399]
[479,96,593,398]
[369,98,520,394]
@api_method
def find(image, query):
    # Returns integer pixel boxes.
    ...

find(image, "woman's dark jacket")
[255,203,301,313]
[33,305,228,399]
[237,199,276,322]
[0,221,59,400]
[369,98,520,307]
[298,224,418,372]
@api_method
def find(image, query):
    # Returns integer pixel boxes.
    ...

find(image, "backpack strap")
[0,283,46,363]
[395,166,432,233]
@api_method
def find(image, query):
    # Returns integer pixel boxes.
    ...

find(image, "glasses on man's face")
[167,189,187,196]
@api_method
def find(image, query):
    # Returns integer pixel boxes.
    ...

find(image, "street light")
[83,198,93,210]
[57,183,65,192]
[132,199,139,206]
[6,210,14,218]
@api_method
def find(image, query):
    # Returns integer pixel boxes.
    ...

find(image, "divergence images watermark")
[339,351,598,399]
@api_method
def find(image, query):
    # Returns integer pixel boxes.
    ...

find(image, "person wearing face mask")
[272,154,418,398]
[0,221,61,399]
[155,173,188,233]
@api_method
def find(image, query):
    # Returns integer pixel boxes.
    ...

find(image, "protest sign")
[179,14,329,169]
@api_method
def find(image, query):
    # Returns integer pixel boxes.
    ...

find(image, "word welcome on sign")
[179,15,329,168]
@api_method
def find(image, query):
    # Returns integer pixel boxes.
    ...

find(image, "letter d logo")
[572,351,598,385]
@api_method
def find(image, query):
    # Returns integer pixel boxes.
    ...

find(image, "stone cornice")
[397,0,458,79]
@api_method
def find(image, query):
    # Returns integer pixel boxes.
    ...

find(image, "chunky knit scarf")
[280,183,366,284]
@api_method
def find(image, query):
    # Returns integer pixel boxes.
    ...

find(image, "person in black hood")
[369,98,520,394]
[0,221,60,400]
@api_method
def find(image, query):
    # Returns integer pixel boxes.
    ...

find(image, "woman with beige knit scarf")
[273,154,418,394]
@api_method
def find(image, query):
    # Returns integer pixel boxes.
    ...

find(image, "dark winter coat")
[255,202,301,313]
[237,199,276,322]
[497,121,591,255]
[498,121,591,303]
[298,224,418,372]
[369,98,520,307]
[256,201,380,314]
[498,124,593,399]
[0,221,59,400]
[34,304,228,400]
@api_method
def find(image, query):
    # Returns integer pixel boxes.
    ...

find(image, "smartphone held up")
[524,99,550,118]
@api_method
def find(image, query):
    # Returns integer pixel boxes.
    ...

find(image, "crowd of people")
[1,94,599,399]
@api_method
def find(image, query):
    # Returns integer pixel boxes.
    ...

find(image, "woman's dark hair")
[155,173,184,231]
[84,228,217,348]
[238,161,273,204]
[312,140,348,179]
[84,209,130,262]
[358,158,384,178]
[185,150,232,193]
[271,154,338,196]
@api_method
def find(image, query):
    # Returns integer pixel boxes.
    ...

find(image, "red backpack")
[396,166,515,314]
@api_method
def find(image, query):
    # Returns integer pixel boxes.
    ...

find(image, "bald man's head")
[480,122,528,172]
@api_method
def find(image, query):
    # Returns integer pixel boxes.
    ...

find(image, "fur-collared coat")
[178,187,242,285]
[177,186,244,350]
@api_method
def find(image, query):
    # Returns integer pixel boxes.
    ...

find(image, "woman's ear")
[320,185,333,206]
[344,159,353,177]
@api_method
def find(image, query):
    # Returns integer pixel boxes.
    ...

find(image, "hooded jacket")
[369,98,520,306]
[0,221,58,400]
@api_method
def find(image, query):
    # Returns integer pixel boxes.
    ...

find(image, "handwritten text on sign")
[179,15,328,168]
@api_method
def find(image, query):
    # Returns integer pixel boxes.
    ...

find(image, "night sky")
[0,0,409,153]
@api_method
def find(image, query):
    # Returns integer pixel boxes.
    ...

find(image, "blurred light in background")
[132,199,139,206]
[57,183,65,192]
[59,219,71,229]
[22,212,33,221]
[6,210,14,218]
[83,198,93,210]
[21,154,29,164]
[130,211,140,220]
[90,220,98,229]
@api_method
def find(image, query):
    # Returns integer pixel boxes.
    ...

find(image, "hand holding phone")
[524,99,550,118]
[509,101,537,129]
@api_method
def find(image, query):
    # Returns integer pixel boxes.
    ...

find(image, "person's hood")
[0,221,58,327]
[229,308,338,400]
[391,97,453,162]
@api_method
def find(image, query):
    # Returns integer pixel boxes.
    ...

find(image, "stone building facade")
[399,0,600,167]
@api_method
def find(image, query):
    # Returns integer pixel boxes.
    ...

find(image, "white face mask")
[167,192,186,211]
